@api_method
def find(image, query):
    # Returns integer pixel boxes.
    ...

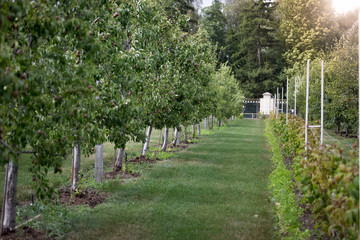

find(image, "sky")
[332,0,360,14]
[201,0,214,8]
[201,0,224,9]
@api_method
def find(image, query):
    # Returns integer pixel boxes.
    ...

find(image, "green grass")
[0,122,211,211]
[323,129,357,153]
[67,119,274,240]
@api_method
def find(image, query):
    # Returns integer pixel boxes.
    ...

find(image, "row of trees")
[0,0,243,233]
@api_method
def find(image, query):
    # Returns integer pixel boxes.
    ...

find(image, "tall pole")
[277,87,279,118]
[305,60,310,156]
[274,94,276,114]
[294,77,297,116]
[357,10,360,239]
[282,87,284,113]
[286,77,289,124]
[321,60,324,145]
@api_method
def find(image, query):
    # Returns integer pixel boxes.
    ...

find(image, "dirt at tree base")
[58,187,106,208]
[0,226,54,240]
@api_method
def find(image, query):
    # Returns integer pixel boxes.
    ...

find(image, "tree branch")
[0,140,15,154]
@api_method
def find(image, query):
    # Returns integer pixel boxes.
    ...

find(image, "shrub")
[269,114,359,239]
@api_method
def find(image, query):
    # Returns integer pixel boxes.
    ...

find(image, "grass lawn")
[0,127,181,210]
[323,129,357,154]
[68,119,274,240]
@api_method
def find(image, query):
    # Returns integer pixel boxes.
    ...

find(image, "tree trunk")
[218,120,221,128]
[257,29,261,67]
[172,127,178,146]
[114,148,125,171]
[161,127,169,151]
[112,149,117,171]
[197,123,201,136]
[176,125,181,145]
[192,124,196,138]
[211,116,214,129]
[71,143,81,191]
[142,125,152,156]
[158,129,162,147]
[1,160,18,234]
[184,126,188,142]
[94,144,103,183]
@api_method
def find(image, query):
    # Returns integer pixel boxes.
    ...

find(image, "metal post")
[305,60,310,156]
[276,88,279,118]
[294,77,297,116]
[321,60,324,145]
[273,94,276,114]
[358,10,360,238]
[286,77,289,124]
[281,87,284,113]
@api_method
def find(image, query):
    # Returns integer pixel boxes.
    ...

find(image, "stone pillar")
[260,92,273,115]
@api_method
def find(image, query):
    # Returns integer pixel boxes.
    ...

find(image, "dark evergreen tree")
[200,0,228,65]
[225,0,285,98]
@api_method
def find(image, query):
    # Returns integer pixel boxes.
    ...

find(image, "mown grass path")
[69,119,273,240]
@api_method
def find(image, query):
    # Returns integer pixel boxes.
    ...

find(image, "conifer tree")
[225,0,284,98]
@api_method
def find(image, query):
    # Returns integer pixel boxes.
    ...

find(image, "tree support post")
[176,124,181,145]
[1,160,18,234]
[95,144,103,183]
[71,143,81,191]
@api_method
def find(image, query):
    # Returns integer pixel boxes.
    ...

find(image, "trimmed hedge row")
[268,115,359,239]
